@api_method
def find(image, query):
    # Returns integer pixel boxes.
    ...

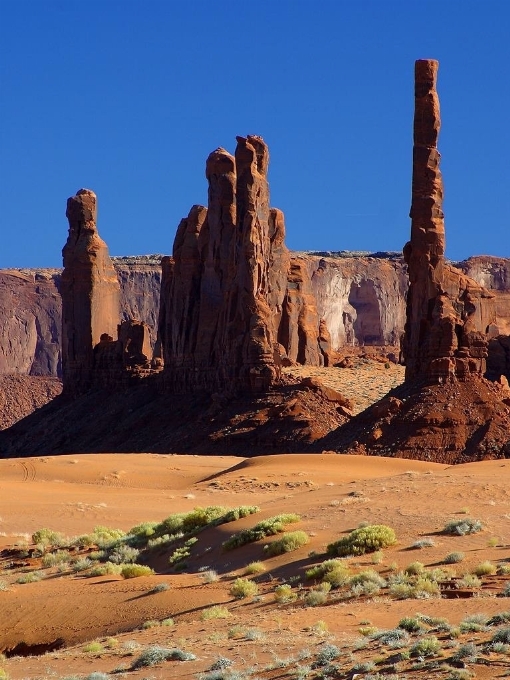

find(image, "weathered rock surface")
[160,136,323,393]
[61,189,121,394]
[402,60,494,383]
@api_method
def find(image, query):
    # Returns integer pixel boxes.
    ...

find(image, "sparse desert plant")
[120,564,154,578]
[445,670,475,680]
[398,616,425,633]
[222,513,300,550]
[443,518,483,536]
[265,530,309,556]
[131,645,196,668]
[32,528,65,549]
[306,558,346,581]
[245,628,264,640]
[72,557,94,572]
[502,582,510,597]
[107,544,140,564]
[168,537,198,566]
[201,569,219,583]
[309,620,328,634]
[84,674,110,680]
[162,617,174,626]
[444,551,465,564]
[229,577,258,599]
[89,562,122,577]
[0,580,9,591]
[371,627,410,648]
[244,561,266,575]
[327,524,396,557]
[315,643,341,665]
[498,564,510,576]
[83,641,104,654]
[492,627,510,644]
[274,583,297,603]
[152,582,169,593]
[488,536,499,547]
[304,589,328,606]
[472,560,497,576]
[16,570,43,584]
[208,656,233,671]
[405,561,425,576]
[457,573,482,589]
[410,636,442,657]
[142,619,160,629]
[487,611,510,626]
[201,605,231,620]
[411,537,436,549]
[452,642,478,662]
[42,549,71,567]
[371,549,384,564]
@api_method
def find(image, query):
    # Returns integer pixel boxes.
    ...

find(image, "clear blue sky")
[1,0,509,268]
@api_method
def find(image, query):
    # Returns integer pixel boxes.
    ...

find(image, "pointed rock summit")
[403,60,494,383]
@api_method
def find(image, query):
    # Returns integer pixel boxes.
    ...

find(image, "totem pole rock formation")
[402,60,494,383]
[159,135,330,394]
[61,189,121,394]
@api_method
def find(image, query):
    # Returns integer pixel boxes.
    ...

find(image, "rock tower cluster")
[61,137,332,396]
[402,60,495,383]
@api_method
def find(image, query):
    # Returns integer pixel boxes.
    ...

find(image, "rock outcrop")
[160,136,326,393]
[60,189,122,394]
[402,60,494,383]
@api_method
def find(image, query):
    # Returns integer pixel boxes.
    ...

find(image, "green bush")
[222,514,300,551]
[472,560,496,576]
[304,589,328,606]
[32,528,65,549]
[16,570,43,584]
[120,564,154,579]
[201,605,230,620]
[244,561,266,575]
[410,636,442,657]
[229,577,259,599]
[327,525,396,557]
[264,530,309,556]
[443,551,465,564]
[274,584,297,603]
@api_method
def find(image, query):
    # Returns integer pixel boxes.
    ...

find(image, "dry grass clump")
[327,524,396,557]
[131,645,196,668]
[274,584,298,604]
[244,561,266,575]
[229,577,259,599]
[201,605,231,620]
[120,564,154,578]
[443,518,483,535]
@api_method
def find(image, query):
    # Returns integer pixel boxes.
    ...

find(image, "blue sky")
[1,0,509,268]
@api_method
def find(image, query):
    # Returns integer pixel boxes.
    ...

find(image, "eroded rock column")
[61,189,120,394]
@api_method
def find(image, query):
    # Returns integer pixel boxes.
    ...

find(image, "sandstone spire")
[403,60,494,382]
[61,189,120,393]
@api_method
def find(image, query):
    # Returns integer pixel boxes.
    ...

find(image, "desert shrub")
[201,569,219,583]
[32,528,65,549]
[169,537,198,566]
[72,557,94,573]
[274,584,297,603]
[131,645,196,668]
[443,518,483,536]
[327,524,396,557]
[487,611,510,626]
[472,560,497,576]
[88,526,125,548]
[372,628,410,648]
[245,628,264,640]
[304,589,328,606]
[41,549,70,567]
[152,582,169,593]
[443,551,465,564]
[398,616,425,633]
[89,562,122,577]
[120,564,154,578]
[411,537,436,549]
[492,627,510,644]
[502,583,510,597]
[410,636,442,657]
[107,544,140,564]
[264,530,309,556]
[222,513,300,550]
[452,642,478,662]
[85,673,110,680]
[83,641,103,654]
[230,577,258,599]
[315,644,341,666]
[306,558,346,581]
[208,657,233,671]
[201,605,230,620]
[244,561,266,575]
[16,570,43,584]
[142,619,160,629]
[457,573,482,589]
[405,561,425,576]
[0,581,8,592]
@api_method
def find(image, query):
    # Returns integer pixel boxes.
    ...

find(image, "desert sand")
[2,449,510,679]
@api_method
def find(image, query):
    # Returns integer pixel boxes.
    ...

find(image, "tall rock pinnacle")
[403,60,494,382]
[61,189,120,394]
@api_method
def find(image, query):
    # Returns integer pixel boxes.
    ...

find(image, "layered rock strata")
[402,60,494,383]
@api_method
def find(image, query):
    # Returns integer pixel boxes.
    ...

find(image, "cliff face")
[5,252,510,379]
